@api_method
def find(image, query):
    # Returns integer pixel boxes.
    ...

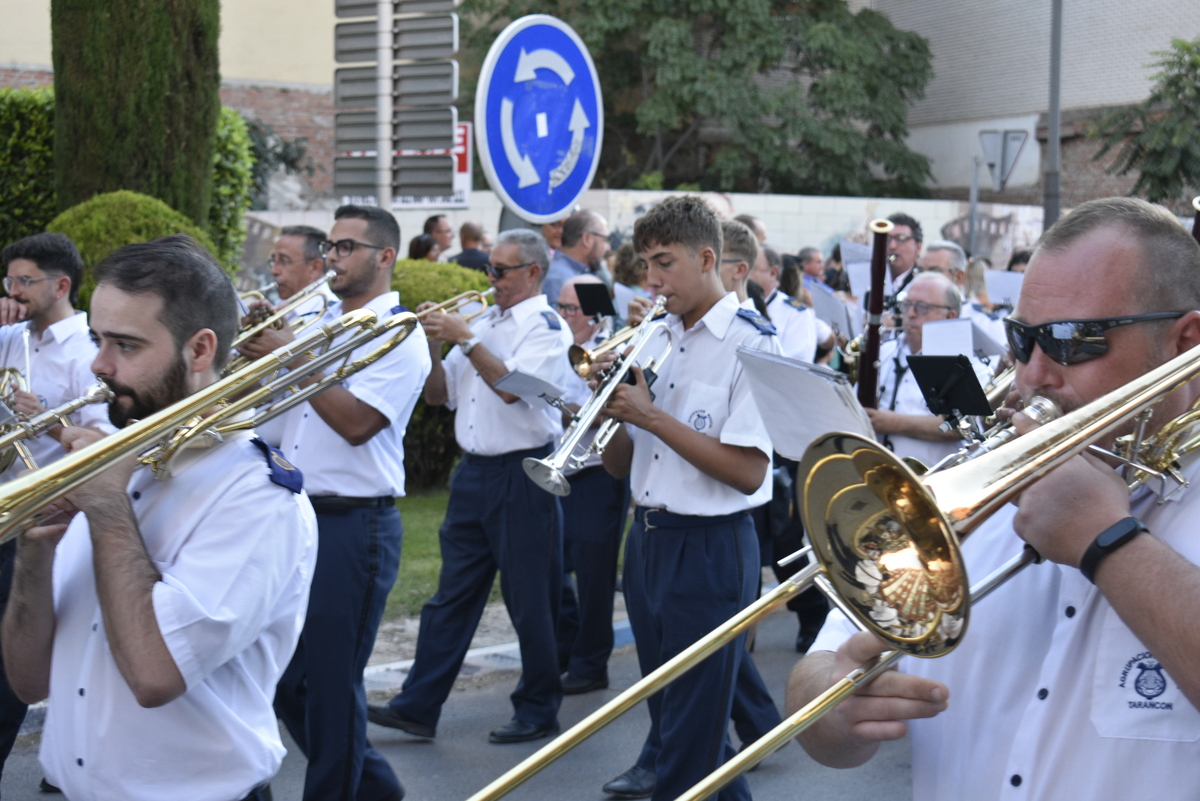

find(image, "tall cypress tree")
[51,0,220,226]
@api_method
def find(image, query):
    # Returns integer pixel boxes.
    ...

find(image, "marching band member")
[747,243,819,362]
[369,229,573,744]
[2,234,317,801]
[241,205,430,801]
[598,197,779,801]
[266,225,335,325]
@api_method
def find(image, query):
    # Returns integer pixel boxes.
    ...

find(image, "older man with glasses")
[790,196,1200,801]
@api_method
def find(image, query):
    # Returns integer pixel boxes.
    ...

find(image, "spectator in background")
[780,253,803,301]
[542,211,612,304]
[1007,248,1031,272]
[823,244,851,293]
[409,234,440,262]
[481,233,494,254]
[965,255,992,308]
[798,247,832,297]
[611,242,650,324]
[542,217,566,253]
[453,221,489,272]
[424,214,454,254]
[734,214,767,244]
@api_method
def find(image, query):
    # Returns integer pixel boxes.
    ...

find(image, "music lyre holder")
[574,282,617,319]
[907,355,992,437]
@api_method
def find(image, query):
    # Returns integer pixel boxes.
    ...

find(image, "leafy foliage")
[208,108,256,267]
[392,261,491,490]
[245,118,315,210]
[0,88,56,247]
[46,190,222,309]
[1092,38,1200,203]
[457,0,933,195]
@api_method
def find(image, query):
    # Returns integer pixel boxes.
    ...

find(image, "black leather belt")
[635,506,747,531]
[308,495,394,512]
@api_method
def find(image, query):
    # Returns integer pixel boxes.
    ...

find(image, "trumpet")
[232,269,336,349]
[417,287,494,322]
[523,296,671,496]
[0,307,419,543]
[239,282,277,303]
[568,325,637,379]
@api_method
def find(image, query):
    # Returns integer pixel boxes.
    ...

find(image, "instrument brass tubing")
[569,325,638,379]
[674,548,1040,801]
[416,287,495,322]
[232,269,337,349]
[0,384,115,468]
[463,563,821,801]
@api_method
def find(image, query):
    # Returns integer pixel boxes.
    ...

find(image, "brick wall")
[0,65,52,89]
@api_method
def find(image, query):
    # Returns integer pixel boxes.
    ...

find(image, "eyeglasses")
[555,302,581,315]
[888,234,915,244]
[318,239,384,258]
[485,261,535,279]
[2,275,54,293]
[897,299,955,316]
[1004,312,1187,366]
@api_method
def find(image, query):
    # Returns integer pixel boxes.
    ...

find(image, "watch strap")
[1080,516,1147,584]
[460,336,481,355]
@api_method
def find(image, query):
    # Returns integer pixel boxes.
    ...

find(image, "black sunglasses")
[485,261,535,279]
[1003,312,1187,366]
[318,238,384,258]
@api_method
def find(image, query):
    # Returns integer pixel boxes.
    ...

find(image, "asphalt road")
[0,607,911,801]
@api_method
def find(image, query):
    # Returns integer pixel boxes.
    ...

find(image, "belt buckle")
[643,507,667,531]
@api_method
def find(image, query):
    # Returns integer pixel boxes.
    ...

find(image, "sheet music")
[922,318,1004,360]
[984,269,1024,309]
[808,289,860,339]
[737,346,873,461]
[493,370,566,406]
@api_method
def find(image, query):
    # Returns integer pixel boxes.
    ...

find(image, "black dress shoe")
[602,765,656,799]
[488,718,560,744]
[39,778,61,794]
[367,704,436,738]
[795,630,818,654]
[562,673,609,694]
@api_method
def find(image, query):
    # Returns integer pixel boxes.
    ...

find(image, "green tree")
[1092,38,1200,204]
[459,0,933,195]
[50,0,221,226]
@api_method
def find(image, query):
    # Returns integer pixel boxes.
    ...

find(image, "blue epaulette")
[784,296,809,312]
[541,310,562,330]
[736,308,777,335]
[390,304,409,315]
[250,437,303,494]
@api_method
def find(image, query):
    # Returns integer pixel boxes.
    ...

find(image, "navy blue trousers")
[556,466,630,681]
[388,447,564,728]
[0,541,27,798]
[275,504,403,801]
[626,509,757,801]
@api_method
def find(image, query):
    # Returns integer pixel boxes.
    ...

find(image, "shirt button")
[669,383,674,389]
[1010,775,1022,787]
[77,758,84,767]
[131,491,140,500]
[303,413,308,418]
[78,688,84,696]
[1037,687,1048,700]
[1065,605,1076,618]
[679,346,686,352]
[654,454,659,459]
[645,491,649,496]
[91,623,97,632]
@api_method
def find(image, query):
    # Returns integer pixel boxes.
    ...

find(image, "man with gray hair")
[369,228,574,744]
[919,240,1005,343]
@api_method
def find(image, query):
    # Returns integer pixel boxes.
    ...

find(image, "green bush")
[46,190,222,309]
[208,107,255,267]
[0,88,56,247]
[393,260,491,490]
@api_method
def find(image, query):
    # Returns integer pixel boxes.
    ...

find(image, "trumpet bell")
[522,457,571,497]
[800,432,968,657]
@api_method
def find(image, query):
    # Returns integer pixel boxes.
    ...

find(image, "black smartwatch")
[1079,516,1148,584]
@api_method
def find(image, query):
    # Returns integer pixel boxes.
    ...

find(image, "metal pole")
[1043,0,1062,227]
[376,0,392,209]
[968,156,980,256]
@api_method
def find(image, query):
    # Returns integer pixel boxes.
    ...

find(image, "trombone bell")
[522,457,571,497]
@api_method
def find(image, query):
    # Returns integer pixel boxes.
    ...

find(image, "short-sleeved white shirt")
[811,456,1200,801]
[285,282,338,329]
[443,294,573,456]
[40,431,318,801]
[628,292,779,514]
[765,289,819,362]
[0,313,113,478]
[277,291,431,497]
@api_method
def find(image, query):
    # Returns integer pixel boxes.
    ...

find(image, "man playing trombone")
[2,234,318,801]
[788,197,1200,799]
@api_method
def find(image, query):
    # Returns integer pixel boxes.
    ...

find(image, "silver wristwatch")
[460,336,482,355]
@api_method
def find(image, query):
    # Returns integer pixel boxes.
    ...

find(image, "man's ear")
[698,246,717,273]
[1169,310,1200,358]
[378,247,397,273]
[184,328,219,376]
[53,275,71,302]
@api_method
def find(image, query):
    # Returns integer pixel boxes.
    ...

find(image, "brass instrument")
[471,340,1200,801]
[0,383,115,473]
[0,307,419,543]
[239,282,277,303]
[983,364,1015,409]
[417,287,494,322]
[0,367,29,472]
[523,296,671,496]
[233,269,337,348]
[568,325,637,379]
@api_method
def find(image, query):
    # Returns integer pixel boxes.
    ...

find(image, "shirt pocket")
[678,381,729,438]
[1090,606,1200,741]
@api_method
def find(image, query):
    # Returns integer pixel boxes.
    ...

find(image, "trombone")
[0,307,419,543]
[0,383,115,474]
[468,338,1200,801]
[232,269,337,349]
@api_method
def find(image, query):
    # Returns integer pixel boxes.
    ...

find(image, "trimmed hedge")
[46,190,223,309]
[208,107,256,267]
[393,260,491,490]
[0,88,56,248]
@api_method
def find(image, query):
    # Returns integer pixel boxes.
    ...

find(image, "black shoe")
[367,704,436,739]
[795,630,818,654]
[603,766,655,799]
[39,778,61,793]
[562,673,609,695]
[488,718,560,744]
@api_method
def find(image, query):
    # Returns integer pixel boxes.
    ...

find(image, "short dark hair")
[279,225,326,262]
[763,246,781,270]
[335,205,400,252]
[2,232,84,306]
[94,234,238,371]
[1007,249,1032,271]
[423,214,447,235]
[887,212,923,244]
[611,242,644,287]
[633,196,722,259]
[720,220,757,267]
[408,234,437,261]
[460,220,483,245]
[561,211,601,249]
[734,214,763,237]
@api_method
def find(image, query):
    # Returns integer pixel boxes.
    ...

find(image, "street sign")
[335,62,459,108]
[336,108,457,152]
[475,15,603,223]
[337,122,472,208]
[978,129,1028,192]
[336,14,459,63]
[336,0,458,18]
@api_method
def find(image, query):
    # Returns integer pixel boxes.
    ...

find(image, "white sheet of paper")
[840,239,875,299]
[809,288,859,338]
[985,270,1024,308]
[493,370,565,405]
[737,346,873,461]
[922,318,1004,359]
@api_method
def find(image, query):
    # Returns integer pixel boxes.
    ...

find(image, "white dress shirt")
[765,289,819,362]
[285,282,338,330]
[0,313,112,478]
[961,300,1008,346]
[812,454,1200,801]
[628,292,779,515]
[443,294,573,456]
[40,431,318,801]
[277,291,430,497]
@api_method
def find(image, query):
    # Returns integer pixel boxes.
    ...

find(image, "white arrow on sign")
[501,97,540,187]
[549,98,589,190]
[515,48,575,85]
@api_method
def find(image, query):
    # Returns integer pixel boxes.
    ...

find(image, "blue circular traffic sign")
[475,16,603,224]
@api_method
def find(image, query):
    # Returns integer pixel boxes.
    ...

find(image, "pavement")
[0,606,912,801]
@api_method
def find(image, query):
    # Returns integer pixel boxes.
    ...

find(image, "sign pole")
[375,0,392,209]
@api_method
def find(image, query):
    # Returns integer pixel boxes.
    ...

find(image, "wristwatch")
[460,336,482,356]
[1079,516,1148,584]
